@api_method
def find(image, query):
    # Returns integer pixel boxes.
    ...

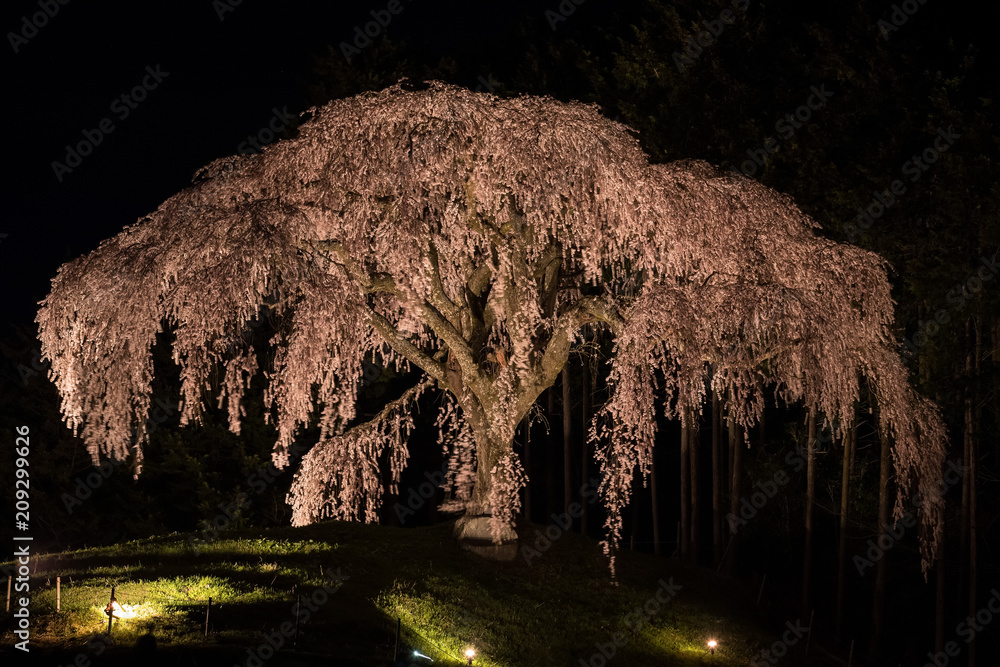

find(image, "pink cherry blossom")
[37,82,945,569]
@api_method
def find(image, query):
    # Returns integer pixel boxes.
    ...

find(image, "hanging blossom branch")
[592,213,947,575]
[436,391,476,513]
[288,378,434,526]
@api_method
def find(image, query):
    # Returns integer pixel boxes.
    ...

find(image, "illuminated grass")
[2,522,781,665]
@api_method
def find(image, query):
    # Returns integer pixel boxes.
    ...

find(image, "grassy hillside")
[1,520,821,666]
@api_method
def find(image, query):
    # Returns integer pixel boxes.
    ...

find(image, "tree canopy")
[38,81,946,568]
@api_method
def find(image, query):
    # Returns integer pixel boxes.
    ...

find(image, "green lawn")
[1,520,815,666]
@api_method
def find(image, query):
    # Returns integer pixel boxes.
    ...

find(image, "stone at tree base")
[454,516,518,561]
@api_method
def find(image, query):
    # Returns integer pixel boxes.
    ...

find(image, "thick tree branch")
[577,296,625,336]
[364,308,449,388]
[535,242,563,319]
[413,299,495,404]
[307,239,396,293]
[424,241,462,325]
[310,237,493,403]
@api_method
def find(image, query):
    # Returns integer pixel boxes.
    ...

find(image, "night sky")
[3,0,550,324]
[1,0,992,322]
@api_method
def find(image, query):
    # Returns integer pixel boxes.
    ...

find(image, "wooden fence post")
[394,617,401,662]
[205,597,212,637]
[294,592,301,648]
[105,586,116,636]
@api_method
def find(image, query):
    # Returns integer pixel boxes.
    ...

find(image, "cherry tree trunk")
[455,405,522,556]
[465,431,508,519]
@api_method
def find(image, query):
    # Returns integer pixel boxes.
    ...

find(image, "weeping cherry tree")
[37,81,946,566]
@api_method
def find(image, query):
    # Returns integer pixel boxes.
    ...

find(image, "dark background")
[2,1,998,665]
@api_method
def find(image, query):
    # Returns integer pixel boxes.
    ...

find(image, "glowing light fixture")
[103,599,151,621]
[707,639,718,654]
[411,649,434,661]
[465,647,476,664]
